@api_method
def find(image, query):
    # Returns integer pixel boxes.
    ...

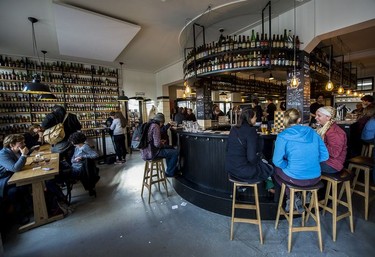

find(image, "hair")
[114,111,127,128]
[283,108,300,128]
[28,124,41,134]
[153,113,165,124]
[69,132,87,145]
[361,95,374,103]
[3,134,25,148]
[109,111,115,116]
[236,107,255,127]
[316,93,325,99]
[316,106,336,139]
[253,99,259,105]
[363,104,375,117]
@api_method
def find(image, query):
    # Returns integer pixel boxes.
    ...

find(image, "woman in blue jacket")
[272,108,329,212]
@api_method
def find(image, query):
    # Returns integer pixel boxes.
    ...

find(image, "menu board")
[286,51,311,124]
[196,83,212,120]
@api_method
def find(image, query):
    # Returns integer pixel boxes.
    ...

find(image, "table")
[8,153,64,232]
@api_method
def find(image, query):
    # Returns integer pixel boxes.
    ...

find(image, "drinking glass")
[261,124,268,134]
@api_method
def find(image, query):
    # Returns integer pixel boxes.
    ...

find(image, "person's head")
[253,99,259,105]
[316,106,336,126]
[316,94,325,104]
[3,134,25,151]
[69,132,87,145]
[109,111,115,117]
[28,124,42,135]
[114,111,127,127]
[363,104,375,118]
[267,98,273,103]
[187,108,193,115]
[356,103,363,110]
[238,107,256,126]
[361,95,374,108]
[283,108,301,127]
[214,105,221,113]
[153,113,165,125]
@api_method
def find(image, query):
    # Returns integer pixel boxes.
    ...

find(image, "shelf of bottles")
[184,29,300,79]
[0,54,119,139]
[309,47,356,88]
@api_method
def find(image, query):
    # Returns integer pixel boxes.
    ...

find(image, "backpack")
[131,122,153,150]
[43,114,68,145]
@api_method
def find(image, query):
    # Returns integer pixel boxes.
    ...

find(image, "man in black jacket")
[42,105,82,163]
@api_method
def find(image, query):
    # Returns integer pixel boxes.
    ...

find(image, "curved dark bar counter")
[173,129,278,220]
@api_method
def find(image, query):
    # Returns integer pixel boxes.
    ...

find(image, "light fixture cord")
[31,22,42,75]
[293,0,296,77]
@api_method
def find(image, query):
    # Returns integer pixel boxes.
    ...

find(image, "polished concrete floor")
[3,153,375,257]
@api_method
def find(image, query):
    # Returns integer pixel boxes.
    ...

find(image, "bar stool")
[141,158,169,204]
[229,175,263,244]
[347,143,375,220]
[319,169,354,241]
[274,175,324,253]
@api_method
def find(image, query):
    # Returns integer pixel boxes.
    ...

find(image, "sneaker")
[294,194,305,214]
[285,199,291,212]
[305,192,312,204]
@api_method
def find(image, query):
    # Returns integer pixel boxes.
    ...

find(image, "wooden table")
[8,153,64,232]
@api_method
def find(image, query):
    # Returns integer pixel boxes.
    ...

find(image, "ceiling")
[0,0,374,79]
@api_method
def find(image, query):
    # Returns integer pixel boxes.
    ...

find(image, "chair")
[274,175,324,252]
[347,143,375,220]
[141,158,169,204]
[229,175,263,244]
[319,169,354,241]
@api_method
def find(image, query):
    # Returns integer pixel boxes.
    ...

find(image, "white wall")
[155,61,184,96]
[120,69,156,100]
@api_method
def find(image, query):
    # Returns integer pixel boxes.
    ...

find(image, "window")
[357,77,374,91]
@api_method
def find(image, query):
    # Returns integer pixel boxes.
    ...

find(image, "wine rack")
[0,54,119,141]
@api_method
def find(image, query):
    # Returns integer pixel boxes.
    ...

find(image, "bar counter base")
[173,177,279,220]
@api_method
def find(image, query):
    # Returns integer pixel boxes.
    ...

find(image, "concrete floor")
[3,153,375,257]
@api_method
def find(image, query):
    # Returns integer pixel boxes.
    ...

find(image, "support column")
[196,79,213,129]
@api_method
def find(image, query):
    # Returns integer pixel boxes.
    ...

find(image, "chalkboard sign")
[196,84,212,120]
[286,51,311,124]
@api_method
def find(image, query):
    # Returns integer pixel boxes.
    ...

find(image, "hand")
[74,156,82,162]
[160,139,166,145]
[20,146,29,156]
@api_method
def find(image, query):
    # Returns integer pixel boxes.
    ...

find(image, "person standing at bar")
[253,99,263,122]
[42,105,82,164]
[309,93,325,126]
[315,106,347,174]
[110,111,127,164]
[265,98,276,125]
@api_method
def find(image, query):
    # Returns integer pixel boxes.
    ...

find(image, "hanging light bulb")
[346,89,352,95]
[290,75,298,88]
[353,92,358,97]
[325,80,334,91]
[337,85,344,94]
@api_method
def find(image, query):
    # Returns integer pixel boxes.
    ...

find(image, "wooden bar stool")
[141,158,169,204]
[229,175,263,244]
[274,175,324,252]
[347,143,375,220]
[319,169,354,241]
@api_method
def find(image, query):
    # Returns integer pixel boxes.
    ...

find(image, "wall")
[121,69,156,100]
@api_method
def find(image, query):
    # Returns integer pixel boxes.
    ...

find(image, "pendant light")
[23,17,51,94]
[325,45,334,91]
[290,0,298,89]
[117,62,129,101]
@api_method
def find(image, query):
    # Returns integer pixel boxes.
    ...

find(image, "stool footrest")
[233,204,257,210]
[233,218,260,225]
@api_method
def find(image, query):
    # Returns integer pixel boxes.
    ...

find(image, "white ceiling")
[0,0,374,78]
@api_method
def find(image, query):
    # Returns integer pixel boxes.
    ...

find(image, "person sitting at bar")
[211,104,225,121]
[361,113,375,185]
[351,103,364,117]
[316,106,347,174]
[309,93,325,126]
[225,107,273,186]
[185,108,197,122]
[0,134,32,224]
[23,124,44,153]
[272,108,328,213]
[69,132,100,197]
[140,113,179,177]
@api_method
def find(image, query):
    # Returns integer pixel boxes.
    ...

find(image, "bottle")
[283,29,288,48]
[288,30,293,49]
[296,35,300,50]
[250,30,256,48]
[255,32,260,48]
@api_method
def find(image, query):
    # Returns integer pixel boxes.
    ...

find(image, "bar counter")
[172,129,278,220]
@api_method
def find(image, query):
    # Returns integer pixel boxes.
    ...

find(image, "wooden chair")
[141,158,169,204]
[229,175,263,244]
[319,169,354,241]
[347,143,375,220]
[274,175,324,252]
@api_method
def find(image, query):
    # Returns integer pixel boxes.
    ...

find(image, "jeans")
[320,162,340,174]
[156,148,179,176]
[113,134,126,161]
